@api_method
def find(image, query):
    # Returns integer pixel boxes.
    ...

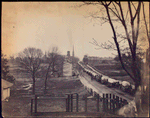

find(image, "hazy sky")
[3,2,145,60]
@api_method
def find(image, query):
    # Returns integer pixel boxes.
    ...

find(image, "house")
[1,79,13,101]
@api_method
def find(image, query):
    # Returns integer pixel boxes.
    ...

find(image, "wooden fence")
[101,93,128,113]
[31,93,128,115]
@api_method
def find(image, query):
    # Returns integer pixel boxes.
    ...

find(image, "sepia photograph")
[1,1,149,117]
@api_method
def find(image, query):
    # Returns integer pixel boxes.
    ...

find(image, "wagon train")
[77,61,135,95]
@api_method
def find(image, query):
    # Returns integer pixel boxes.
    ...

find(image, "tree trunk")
[133,73,141,95]
[44,76,49,94]
[44,77,47,93]
[134,82,139,94]
[32,74,35,94]
[44,63,51,93]
[132,55,141,95]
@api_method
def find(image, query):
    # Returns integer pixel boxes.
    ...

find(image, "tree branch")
[132,2,142,21]
[117,2,134,57]
[112,2,120,18]
[108,7,122,22]
[104,4,135,81]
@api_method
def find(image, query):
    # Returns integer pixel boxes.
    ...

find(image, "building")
[83,55,88,64]
[1,79,13,101]
[67,51,70,57]
[86,56,116,65]
[64,47,79,76]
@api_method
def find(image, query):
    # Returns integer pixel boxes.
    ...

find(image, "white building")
[1,79,13,101]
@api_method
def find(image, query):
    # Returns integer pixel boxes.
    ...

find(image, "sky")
[2,2,148,60]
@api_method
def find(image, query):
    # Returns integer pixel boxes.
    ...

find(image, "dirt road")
[63,61,133,102]
[79,72,134,102]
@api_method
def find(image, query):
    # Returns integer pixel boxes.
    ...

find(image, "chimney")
[72,45,74,57]
[67,51,70,57]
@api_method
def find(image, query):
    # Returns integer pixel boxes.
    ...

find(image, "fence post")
[126,100,128,105]
[103,94,105,112]
[68,95,70,112]
[71,94,73,112]
[97,94,99,112]
[31,99,33,115]
[91,89,93,96]
[76,93,78,112]
[66,98,69,112]
[34,95,37,113]
[120,98,123,108]
[116,96,119,110]
[106,94,108,111]
[85,96,87,112]
[109,94,112,112]
[112,94,115,112]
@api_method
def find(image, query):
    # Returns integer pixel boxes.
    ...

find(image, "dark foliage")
[1,54,15,83]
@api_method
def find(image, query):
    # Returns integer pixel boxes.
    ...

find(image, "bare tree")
[16,47,43,94]
[78,1,149,93]
[43,47,64,93]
